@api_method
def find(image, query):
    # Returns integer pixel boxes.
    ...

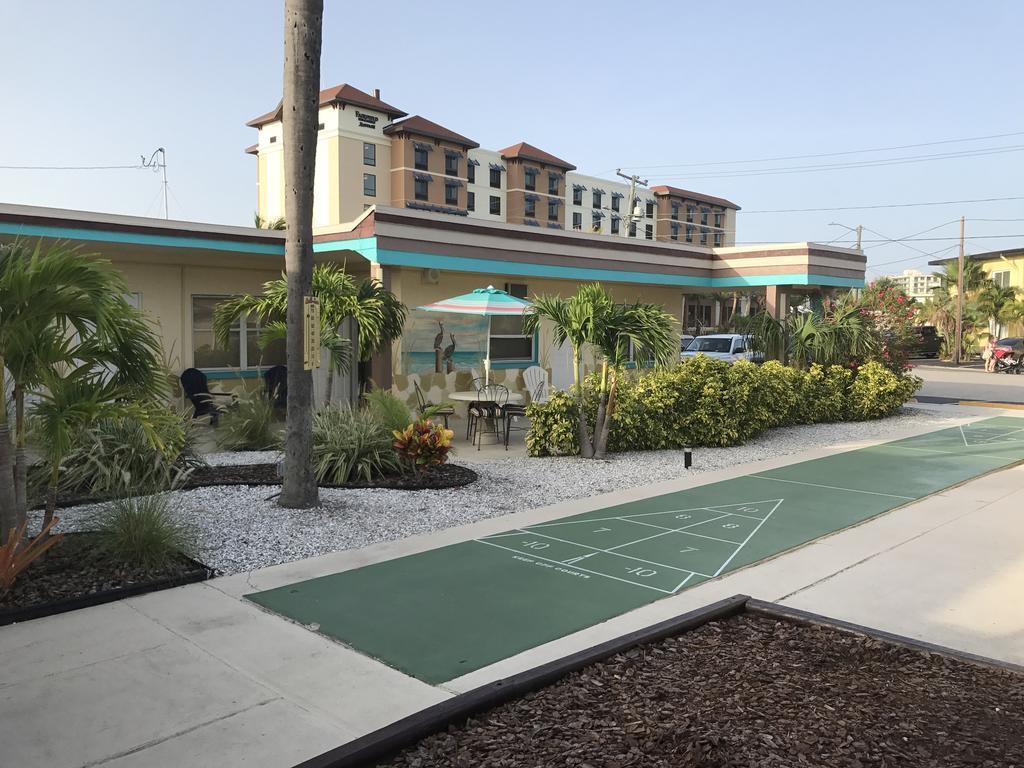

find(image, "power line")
[618,130,1024,171]
[0,163,142,170]
[652,145,1024,181]
[741,195,1024,214]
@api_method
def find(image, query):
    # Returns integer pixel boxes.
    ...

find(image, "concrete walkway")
[2,409,1022,767]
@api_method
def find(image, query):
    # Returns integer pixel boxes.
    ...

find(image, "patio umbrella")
[417,286,532,383]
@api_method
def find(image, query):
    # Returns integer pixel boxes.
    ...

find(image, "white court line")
[975,425,1024,443]
[603,514,732,552]
[529,500,779,530]
[959,424,969,447]
[887,444,1023,462]
[749,474,915,500]
[498,527,714,576]
[672,528,747,546]
[671,572,697,593]
[473,539,674,594]
[712,500,783,577]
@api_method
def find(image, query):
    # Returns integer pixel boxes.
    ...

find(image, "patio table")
[448,391,524,404]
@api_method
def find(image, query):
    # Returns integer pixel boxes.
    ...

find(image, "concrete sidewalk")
[2,410,1022,768]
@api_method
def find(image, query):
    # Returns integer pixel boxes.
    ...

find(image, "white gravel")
[48,408,958,575]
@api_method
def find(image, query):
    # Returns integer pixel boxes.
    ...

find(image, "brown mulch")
[184,462,477,491]
[0,532,205,614]
[382,614,1024,768]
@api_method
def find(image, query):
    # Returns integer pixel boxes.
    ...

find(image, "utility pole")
[141,148,168,219]
[616,168,648,237]
[953,215,965,365]
[855,224,862,250]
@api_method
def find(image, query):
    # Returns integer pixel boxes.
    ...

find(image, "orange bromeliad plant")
[393,419,454,473]
[0,518,64,592]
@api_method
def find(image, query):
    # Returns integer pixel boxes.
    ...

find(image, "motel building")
[0,82,866,409]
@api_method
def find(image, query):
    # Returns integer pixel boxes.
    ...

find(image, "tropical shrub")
[216,393,282,451]
[847,361,923,420]
[41,406,204,499]
[0,518,63,592]
[393,419,455,472]
[857,279,917,373]
[363,387,414,433]
[93,495,195,570]
[526,358,922,456]
[311,405,401,484]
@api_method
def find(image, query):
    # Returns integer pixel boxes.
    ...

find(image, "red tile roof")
[499,142,576,171]
[650,185,740,210]
[246,83,407,127]
[383,115,479,148]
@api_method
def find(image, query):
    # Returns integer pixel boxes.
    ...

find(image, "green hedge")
[525,359,922,457]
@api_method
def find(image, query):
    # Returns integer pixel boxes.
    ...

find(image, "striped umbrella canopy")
[416,285,532,316]
[417,286,532,384]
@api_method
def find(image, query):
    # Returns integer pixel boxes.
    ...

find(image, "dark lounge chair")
[180,368,235,426]
[263,365,287,409]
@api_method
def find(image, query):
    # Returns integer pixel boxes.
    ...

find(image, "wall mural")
[401,312,489,375]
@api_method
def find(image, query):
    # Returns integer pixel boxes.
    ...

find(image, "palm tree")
[213,264,406,400]
[975,283,1019,336]
[0,240,164,539]
[933,258,989,294]
[253,212,287,230]
[278,0,323,508]
[524,284,676,459]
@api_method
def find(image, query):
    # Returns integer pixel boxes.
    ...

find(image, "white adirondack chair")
[523,365,550,403]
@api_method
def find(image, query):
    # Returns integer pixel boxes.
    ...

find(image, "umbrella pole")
[485,317,491,385]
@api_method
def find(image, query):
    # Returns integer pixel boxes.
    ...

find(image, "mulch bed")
[0,532,212,624]
[381,614,1024,768]
[184,462,477,491]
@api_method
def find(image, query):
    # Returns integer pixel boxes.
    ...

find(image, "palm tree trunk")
[14,384,27,521]
[594,368,617,459]
[278,0,323,508]
[572,348,594,459]
[43,475,58,536]
[592,361,609,459]
[0,360,15,541]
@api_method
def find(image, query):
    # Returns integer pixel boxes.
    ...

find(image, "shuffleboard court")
[247,417,1024,684]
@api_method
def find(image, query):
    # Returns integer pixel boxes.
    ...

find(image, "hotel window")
[363,142,375,166]
[467,191,475,211]
[671,204,679,220]
[548,199,559,221]
[572,186,583,206]
[592,189,602,208]
[467,163,475,184]
[490,168,502,188]
[700,209,709,226]
[670,223,680,241]
[646,202,654,218]
[700,228,708,245]
[628,221,637,238]
[548,174,559,195]
[414,146,429,171]
[714,233,723,247]
[572,211,582,230]
[686,206,695,223]
[592,212,602,231]
[490,314,535,363]
[611,217,620,235]
[489,195,501,215]
[611,195,620,213]
[363,173,376,197]
[645,224,653,240]
[686,224,694,243]
[445,182,459,206]
[993,270,1011,288]
[192,296,285,370]
[714,212,723,230]
[445,153,459,176]
[524,168,537,191]
[414,178,429,200]
[525,198,536,218]
[269,136,277,144]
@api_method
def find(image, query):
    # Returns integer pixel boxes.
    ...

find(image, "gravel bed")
[380,613,1024,767]
[43,408,958,575]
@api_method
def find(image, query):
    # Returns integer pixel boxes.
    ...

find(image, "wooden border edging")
[293,594,749,768]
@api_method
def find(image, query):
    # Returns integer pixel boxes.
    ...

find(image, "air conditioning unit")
[422,267,441,284]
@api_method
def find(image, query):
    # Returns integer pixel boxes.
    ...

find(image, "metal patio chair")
[468,380,508,449]
[180,368,235,426]
[414,380,454,429]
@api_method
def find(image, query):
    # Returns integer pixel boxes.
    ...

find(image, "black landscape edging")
[292,594,749,768]
[745,598,1024,676]
[295,594,1024,768]
[0,555,215,627]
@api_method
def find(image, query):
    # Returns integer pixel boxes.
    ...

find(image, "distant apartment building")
[884,269,941,301]
[245,83,739,246]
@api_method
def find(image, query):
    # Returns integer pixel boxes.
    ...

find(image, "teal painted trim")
[372,248,865,289]
[0,222,285,256]
[313,236,378,261]
[204,369,261,380]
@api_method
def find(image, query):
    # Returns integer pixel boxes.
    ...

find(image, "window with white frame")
[489,282,534,362]
[992,270,1011,288]
[192,296,285,370]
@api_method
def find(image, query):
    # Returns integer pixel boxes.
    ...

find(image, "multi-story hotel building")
[245,84,739,247]
[881,268,942,302]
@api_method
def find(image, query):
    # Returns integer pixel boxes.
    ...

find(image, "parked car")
[682,333,759,363]
[995,337,1024,355]
[910,326,942,358]
[679,334,695,358]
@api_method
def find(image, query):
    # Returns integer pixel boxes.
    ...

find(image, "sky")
[2,0,1022,278]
